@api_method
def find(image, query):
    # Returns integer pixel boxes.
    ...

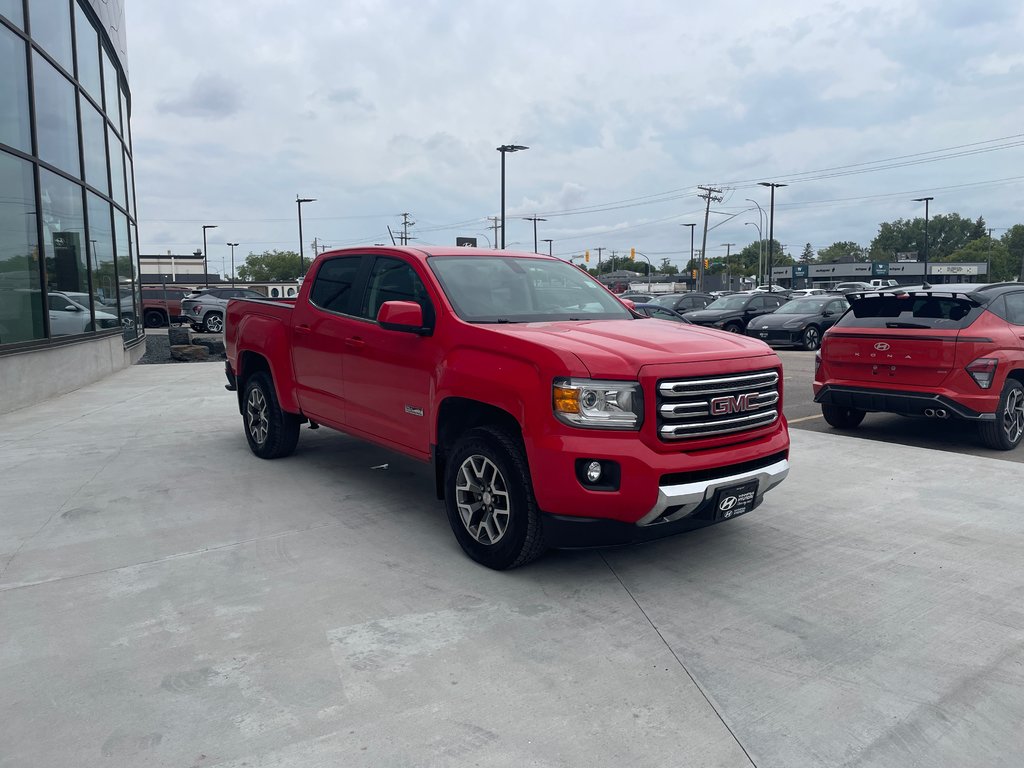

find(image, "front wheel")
[723,323,743,334]
[801,325,821,351]
[822,403,866,429]
[144,310,166,328]
[979,379,1024,451]
[242,372,300,459]
[203,312,224,333]
[444,426,546,570]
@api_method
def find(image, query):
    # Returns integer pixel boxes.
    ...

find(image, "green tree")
[1003,225,1024,282]
[816,241,867,263]
[869,213,986,262]
[658,257,679,275]
[800,243,815,263]
[236,250,302,281]
[944,237,1014,281]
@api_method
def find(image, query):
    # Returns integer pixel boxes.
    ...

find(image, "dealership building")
[0,0,143,414]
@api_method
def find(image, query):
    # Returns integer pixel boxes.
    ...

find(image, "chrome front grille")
[657,370,780,440]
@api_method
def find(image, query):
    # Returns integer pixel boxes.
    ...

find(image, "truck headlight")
[553,378,643,430]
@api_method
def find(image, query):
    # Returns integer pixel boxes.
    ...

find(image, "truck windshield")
[429,256,633,323]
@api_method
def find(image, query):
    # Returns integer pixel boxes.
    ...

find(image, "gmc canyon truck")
[225,246,790,569]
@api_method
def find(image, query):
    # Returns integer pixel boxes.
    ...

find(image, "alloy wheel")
[455,454,511,545]
[1003,387,1024,444]
[246,388,269,446]
[804,326,820,350]
[206,314,224,333]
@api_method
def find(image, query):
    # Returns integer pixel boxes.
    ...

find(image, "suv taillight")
[193,304,202,314]
[966,358,997,389]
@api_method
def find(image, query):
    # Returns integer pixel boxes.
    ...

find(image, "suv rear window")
[836,294,985,330]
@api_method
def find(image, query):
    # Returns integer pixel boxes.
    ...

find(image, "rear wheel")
[203,312,224,333]
[724,322,743,333]
[801,325,821,351]
[242,372,300,459]
[444,426,546,570]
[822,403,866,429]
[979,379,1024,451]
[144,310,166,328]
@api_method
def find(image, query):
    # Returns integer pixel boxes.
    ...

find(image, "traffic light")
[630,247,635,260]
[691,269,697,279]
[585,249,590,263]
[704,258,709,269]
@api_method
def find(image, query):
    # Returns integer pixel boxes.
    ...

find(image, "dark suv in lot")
[647,292,715,314]
[814,284,1024,450]
[686,292,785,333]
[181,287,266,333]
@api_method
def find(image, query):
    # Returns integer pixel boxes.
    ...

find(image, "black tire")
[724,322,743,334]
[242,372,300,459]
[443,426,546,570]
[203,312,224,334]
[144,310,166,328]
[821,403,866,429]
[801,325,822,351]
[979,378,1024,451]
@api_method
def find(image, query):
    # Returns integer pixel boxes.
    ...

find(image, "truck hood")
[484,319,773,378]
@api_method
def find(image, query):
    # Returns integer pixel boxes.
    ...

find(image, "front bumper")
[747,328,802,346]
[814,384,995,421]
[542,456,789,547]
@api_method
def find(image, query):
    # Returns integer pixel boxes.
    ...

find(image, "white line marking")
[788,414,823,424]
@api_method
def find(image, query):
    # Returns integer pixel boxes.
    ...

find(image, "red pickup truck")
[225,246,790,569]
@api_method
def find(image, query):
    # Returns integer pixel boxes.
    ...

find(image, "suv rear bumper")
[814,384,995,421]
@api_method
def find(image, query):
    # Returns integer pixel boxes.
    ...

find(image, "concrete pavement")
[1,363,1022,767]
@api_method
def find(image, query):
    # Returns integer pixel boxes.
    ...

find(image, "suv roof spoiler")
[845,290,988,305]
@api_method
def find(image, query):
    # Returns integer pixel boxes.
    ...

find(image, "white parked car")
[48,291,121,335]
[789,288,827,298]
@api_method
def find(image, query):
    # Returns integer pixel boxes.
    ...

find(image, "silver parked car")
[180,287,265,333]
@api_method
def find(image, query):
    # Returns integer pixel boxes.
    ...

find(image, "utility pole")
[682,223,696,287]
[697,186,723,292]
[400,212,415,246]
[522,215,547,253]
[594,247,606,275]
[487,216,501,249]
[721,243,735,290]
[541,238,553,257]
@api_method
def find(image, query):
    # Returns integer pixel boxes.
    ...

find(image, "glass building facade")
[0,0,141,350]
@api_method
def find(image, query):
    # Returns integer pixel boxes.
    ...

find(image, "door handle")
[345,336,366,349]
[295,324,312,335]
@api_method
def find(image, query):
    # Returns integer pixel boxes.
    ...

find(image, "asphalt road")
[777,348,1024,464]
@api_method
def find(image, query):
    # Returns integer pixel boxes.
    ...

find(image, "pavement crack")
[600,552,759,768]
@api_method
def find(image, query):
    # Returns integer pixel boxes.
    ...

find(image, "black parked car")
[647,292,715,314]
[686,293,785,333]
[632,303,692,323]
[744,296,849,350]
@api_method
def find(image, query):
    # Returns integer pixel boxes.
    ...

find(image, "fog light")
[586,461,602,483]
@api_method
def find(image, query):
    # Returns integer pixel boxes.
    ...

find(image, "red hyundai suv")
[813,284,1024,450]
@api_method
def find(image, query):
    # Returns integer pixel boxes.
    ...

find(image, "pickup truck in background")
[225,247,790,569]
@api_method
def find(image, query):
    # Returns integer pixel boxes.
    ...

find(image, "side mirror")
[621,299,636,310]
[377,300,428,334]
[64,305,79,312]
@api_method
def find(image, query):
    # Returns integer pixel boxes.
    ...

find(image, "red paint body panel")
[226,246,791,524]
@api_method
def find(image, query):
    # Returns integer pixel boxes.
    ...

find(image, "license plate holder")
[712,480,759,521]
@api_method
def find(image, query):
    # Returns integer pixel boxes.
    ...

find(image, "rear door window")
[310,256,363,315]
[836,294,984,329]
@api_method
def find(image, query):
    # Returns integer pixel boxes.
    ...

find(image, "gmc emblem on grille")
[710,393,754,415]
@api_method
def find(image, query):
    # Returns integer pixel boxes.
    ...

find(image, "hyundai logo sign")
[874,342,891,351]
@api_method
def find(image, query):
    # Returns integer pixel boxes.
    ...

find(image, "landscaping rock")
[168,327,191,346]
[170,344,210,362]
[191,336,226,356]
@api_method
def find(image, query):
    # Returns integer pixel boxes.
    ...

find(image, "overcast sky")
[125,0,1024,271]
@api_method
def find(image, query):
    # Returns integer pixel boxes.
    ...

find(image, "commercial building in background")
[0,0,143,414]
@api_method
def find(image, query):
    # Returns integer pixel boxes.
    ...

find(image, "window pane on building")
[33,52,81,176]
[101,46,119,129]
[28,0,73,72]
[80,100,107,194]
[0,26,31,153]
[1,0,25,28]
[113,208,135,338]
[0,150,45,343]
[86,191,115,309]
[40,168,89,335]
[74,2,101,103]
[107,130,125,208]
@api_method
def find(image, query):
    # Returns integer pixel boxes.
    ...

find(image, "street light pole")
[745,221,762,288]
[912,196,934,284]
[497,144,528,248]
[758,183,787,292]
[541,238,553,257]
[201,225,217,287]
[746,198,767,283]
[295,196,316,278]
[227,242,239,286]
[682,223,696,286]
[634,251,654,290]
